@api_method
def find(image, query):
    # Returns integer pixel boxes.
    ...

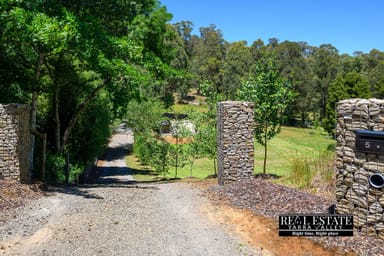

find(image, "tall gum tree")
[223,41,252,100]
[312,44,339,121]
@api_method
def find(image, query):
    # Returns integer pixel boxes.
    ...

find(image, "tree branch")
[60,77,111,152]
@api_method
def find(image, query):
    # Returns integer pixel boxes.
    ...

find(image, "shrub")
[46,153,85,184]
[150,141,171,176]
[133,135,154,166]
[46,153,66,183]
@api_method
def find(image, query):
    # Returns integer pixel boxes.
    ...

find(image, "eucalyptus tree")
[250,39,266,63]
[371,61,384,98]
[275,41,313,125]
[174,20,194,57]
[222,41,252,100]
[267,38,280,49]
[311,44,339,121]
[364,49,384,97]
[325,71,371,135]
[192,24,226,96]
[162,24,194,100]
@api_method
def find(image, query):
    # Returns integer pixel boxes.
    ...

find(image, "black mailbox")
[356,130,384,154]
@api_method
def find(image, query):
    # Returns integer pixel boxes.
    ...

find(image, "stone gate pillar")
[336,99,384,240]
[0,104,31,183]
[217,101,254,185]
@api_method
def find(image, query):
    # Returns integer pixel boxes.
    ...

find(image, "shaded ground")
[93,130,134,184]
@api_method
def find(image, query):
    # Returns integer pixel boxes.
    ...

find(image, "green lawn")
[125,154,216,181]
[125,126,335,181]
[170,103,208,114]
[254,126,335,176]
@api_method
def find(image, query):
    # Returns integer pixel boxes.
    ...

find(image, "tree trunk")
[30,91,38,173]
[213,158,217,176]
[42,133,47,183]
[60,78,110,152]
[175,153,178,179]
[263,121,268,174]
[44,57,62,153]
[54,85,61,152]
[30,52,47,175]
[263,138,268,174]
[65,152,70,184]
[175,135,179,179]
[189,156,195,177]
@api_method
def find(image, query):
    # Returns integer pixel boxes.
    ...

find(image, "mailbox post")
[355,130,384,189]
[355,130,384,155]
[336,99,384,241]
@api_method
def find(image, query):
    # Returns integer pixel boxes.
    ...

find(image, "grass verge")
[254,126,334,177]
[126,154,216,182]
[170,103,208,114]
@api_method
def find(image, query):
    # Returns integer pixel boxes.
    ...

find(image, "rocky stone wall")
[336,99,384,240]
[217,101,254,185]
[0,104,30,183]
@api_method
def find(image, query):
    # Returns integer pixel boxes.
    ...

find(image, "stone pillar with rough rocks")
[217,101,254,185]
[0,104,31,183]
[336,98,384,241]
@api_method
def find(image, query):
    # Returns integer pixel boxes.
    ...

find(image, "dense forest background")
[1,0,383,182]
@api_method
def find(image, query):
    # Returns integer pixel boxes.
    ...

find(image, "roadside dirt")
[0,180,42,212]
[205,203,354,256]
[202,178,384,256]
[191,180,355,256]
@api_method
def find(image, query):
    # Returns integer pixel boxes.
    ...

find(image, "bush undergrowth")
[45,153,84,184]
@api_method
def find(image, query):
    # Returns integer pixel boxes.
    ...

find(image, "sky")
[160,0,383,55]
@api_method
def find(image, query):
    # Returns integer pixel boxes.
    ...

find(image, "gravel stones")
[207,179,335,218]
[0,183,257,256]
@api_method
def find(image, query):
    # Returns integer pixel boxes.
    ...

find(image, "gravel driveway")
[0,133,256,256]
